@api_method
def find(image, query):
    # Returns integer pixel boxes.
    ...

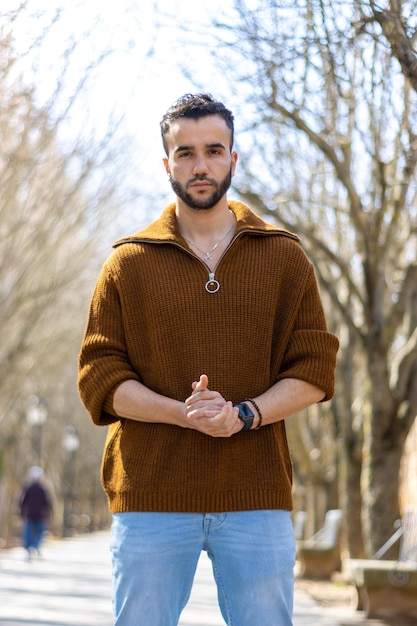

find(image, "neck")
[176,200,233,244]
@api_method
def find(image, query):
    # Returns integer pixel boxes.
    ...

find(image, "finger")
[194,373,208,392]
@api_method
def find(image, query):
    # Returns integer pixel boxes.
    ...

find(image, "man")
[19,466,52,560]
[78,93,339,626]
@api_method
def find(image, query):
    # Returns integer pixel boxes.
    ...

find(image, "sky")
[3,0,239,231]
[8,5,234,159]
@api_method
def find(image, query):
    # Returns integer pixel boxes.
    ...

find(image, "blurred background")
[0,0,416,561]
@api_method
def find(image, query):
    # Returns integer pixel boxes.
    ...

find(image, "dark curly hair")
[160,93,234,154]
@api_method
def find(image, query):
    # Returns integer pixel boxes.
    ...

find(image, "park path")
[0,531,348,626]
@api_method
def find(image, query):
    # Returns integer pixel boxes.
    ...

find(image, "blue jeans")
[110,510,295,626]
[23,519,46,551]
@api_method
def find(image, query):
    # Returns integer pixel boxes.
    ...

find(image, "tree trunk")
[361,439,403,557]
[342,441,365,557]
[336,328,365,557]
[361,357,404,557]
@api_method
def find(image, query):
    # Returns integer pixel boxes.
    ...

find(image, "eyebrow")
[174,142,227,154]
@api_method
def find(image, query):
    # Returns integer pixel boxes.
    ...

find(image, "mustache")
[187,175,216,185]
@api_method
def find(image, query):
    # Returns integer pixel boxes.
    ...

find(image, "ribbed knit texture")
[78,201,339,513]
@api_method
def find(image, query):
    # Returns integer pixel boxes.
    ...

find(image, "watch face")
[236,402,254,432]
[234,403,254,431]
[239,404,254,419]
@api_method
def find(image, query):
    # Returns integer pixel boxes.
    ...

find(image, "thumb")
[194,373,209,391]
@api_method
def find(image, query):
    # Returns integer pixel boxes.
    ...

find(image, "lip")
[189,181,212,189]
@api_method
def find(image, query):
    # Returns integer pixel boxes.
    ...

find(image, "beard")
[169,168,232,210]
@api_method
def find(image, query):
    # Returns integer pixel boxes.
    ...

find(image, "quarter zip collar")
[113,201,299,249]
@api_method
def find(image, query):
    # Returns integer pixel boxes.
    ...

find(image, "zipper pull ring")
[205,272,220,294]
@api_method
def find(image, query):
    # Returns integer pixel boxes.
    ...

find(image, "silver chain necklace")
[184,222,235,262]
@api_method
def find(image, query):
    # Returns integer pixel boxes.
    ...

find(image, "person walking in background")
[19,466,52,560]
[78,93,339,625]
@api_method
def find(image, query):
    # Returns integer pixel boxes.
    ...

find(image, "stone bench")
[297,509,342,579]
[344,558,417,619]
[343,508,417,619]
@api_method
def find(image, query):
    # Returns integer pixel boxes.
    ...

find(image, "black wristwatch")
[234,402,255,432]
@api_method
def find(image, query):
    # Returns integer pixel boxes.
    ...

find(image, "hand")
[186,374,225,412]
[185,374,241,437]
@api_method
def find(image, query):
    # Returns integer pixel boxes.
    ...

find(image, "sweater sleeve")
[275,263,339,400]
[78,261,141,425]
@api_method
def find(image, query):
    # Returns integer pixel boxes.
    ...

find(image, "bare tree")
[193,0,417,555]
[353,0,417,92]
[0,7,146,541]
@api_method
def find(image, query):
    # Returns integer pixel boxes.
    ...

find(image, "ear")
[231,151,238,176]
[163,158,170,178]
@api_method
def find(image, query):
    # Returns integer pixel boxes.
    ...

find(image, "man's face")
[163,114,237,210]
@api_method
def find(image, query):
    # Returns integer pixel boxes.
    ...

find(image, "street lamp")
[62,425,80,455]
[26,395,48,464]
[62,425,80,538]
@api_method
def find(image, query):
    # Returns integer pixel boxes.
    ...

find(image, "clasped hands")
[184,374,242,437]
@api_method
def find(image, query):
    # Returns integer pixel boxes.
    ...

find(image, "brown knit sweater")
[78,201,339,513]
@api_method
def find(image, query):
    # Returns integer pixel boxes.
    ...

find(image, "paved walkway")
[0,531,353,625]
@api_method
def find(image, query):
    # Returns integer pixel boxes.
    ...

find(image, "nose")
[193,154,209,175]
